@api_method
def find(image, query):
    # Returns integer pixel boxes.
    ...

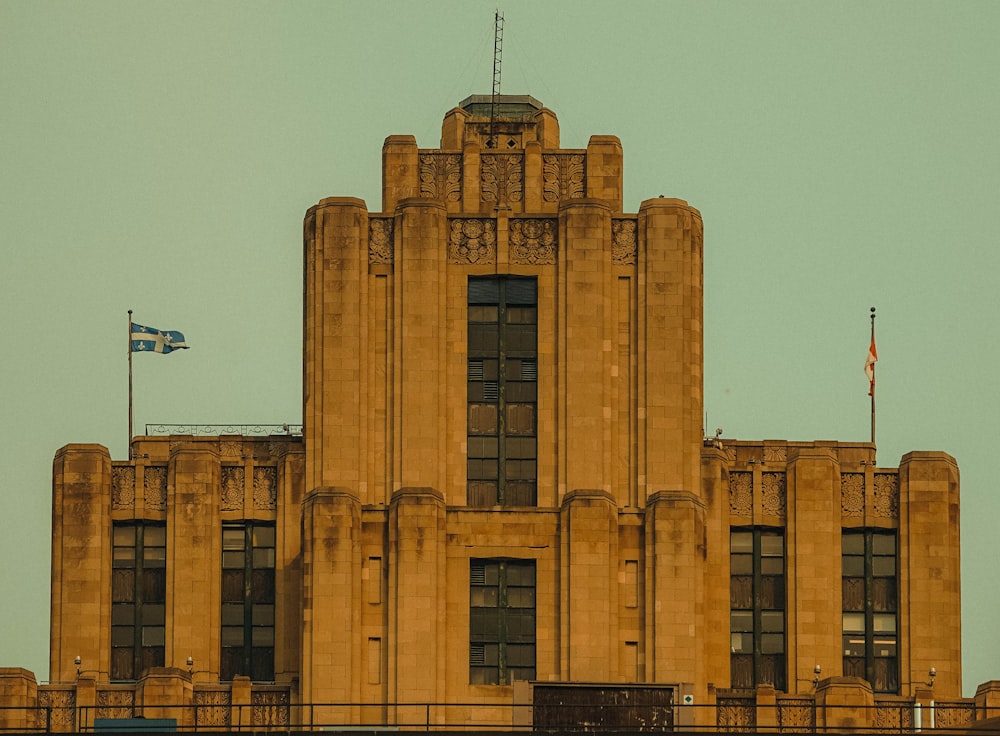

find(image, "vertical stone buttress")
[167,445,221,676]
[639,196,705,689]
[787,447,842,691]
[50,444,112,682]
[899,451,961,695]
[393,197,448,492]
[302,196,368,707]
[300,489,362,714]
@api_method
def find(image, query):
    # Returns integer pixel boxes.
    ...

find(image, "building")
[1,96,990,732]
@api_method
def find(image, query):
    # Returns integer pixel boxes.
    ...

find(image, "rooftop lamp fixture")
[928,667,937,688]
[812,664,822,688]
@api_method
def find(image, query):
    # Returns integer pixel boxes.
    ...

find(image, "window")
[467,277,537,506]
[730,528,786,690]
[221,523,276,681]
[470,559,536,685]
[843,530,898,693]
[111,523,166,680]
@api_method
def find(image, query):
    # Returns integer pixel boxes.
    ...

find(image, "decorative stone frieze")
[419,153,462,201]
[509,219,557,265]
[220,439,242,458]
[761,472,786,517]
[253,467,278,510]
[96,689,134,719]
[481,153,523,203]
[729,471,753,515]
[111,466,135,510]
[144,466,167,511]
[221,466,245,511]
[841,473,865,517]
[448,219,496,264]
[611,219,637,265]
[369,218,394,265]
[542,153,585,202]
[873,473,899,518]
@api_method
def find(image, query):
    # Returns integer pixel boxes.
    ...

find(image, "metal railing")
[143,424,303,437]
[0,700,992,734]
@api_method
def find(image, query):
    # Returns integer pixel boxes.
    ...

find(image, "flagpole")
[870,306,876,450]
[128,309,133,460]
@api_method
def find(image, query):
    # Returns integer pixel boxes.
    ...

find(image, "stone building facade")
[0,96,978,731]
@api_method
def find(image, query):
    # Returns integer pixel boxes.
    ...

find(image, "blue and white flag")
[130,323,189,354]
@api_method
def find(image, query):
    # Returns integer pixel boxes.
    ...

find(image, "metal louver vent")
[468,360,484,380]
[483,381,499,401]
[521,359,537,381]
[470,643,486,665]
[471,561,486,584]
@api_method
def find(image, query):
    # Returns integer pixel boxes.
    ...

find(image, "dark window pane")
[223,529,245,550]
[253,527,275,548]
[872,534,896,555]
[843,578,865,611]
[505,482,536,506]
[112,570,135,603]
[252,569,275,603]
[111,648,134,681]
[468,481,498,506]
[842,533,864,555]
[873,556,895,577]
[111,625,134,646]
[730,576,753,609]
[842,556,864,577]
[143,569,166,603]
[731,654,753,689]
[730,554,752,576]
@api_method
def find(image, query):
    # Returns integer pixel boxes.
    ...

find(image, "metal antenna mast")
[488,10,504,148]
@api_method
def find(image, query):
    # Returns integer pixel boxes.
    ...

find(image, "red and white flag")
[864,337,878,397]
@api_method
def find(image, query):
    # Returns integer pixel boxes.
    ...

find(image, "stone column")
[50,444,112,683]
[303,197,369,496]
[559,490,618,681]
[300,489,361,719]
[557,200,612,500]
[388,488,446,723]
[382,135,419,213]
[637,198,704,504]
[644,491,706,688]
[167,445,220,676]
[814,676,874,732]
[393,198,448,492]
[585,135,623,209]
[899,451,961,696]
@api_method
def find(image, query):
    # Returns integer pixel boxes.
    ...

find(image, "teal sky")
[2,1,998,694]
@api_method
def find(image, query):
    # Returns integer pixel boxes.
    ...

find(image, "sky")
[1,1,998,695]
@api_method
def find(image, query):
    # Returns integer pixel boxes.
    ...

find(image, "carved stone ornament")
[252,690,290,726]
[510,219,557,265]
[448,219,496,264]
[220,439,242,458]
[729,472,753,516]
[873,472,899,518]
[481,153,523,203]
[253,466,278,510]
[96,689,135,720]
[419,153,461,201]
[542,153,585,202]
[841,473,865,517]
[221,466,245,511]
[111,466,136,510]
[37,689,76,730]
[875,703,913,732]
[776,698,815,733]
[144,466,167,511]
[763,446,787,463]
[195,689,232,727]
[611,219,637,265]
[717,696,756,731]
[369,218,394,265]
[761,472,786,517]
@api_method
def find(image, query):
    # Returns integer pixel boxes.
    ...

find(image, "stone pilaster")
[394,198,448,493]
[559,490,618,681]
[303,197,369,497]
[557,200,612,500]
[388,488,446,716]
[645,490,706,689]
[899,451,961,696]
[300,488,361,714]
[637,198,703,504]
[50,444,111,683]
[167,445,220,676]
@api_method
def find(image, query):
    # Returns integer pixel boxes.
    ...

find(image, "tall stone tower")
[301,94,705,710]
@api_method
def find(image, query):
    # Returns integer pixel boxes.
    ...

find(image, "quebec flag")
[130,322,189,354]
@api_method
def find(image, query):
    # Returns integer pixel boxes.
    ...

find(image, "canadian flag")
[865,337,878,397]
